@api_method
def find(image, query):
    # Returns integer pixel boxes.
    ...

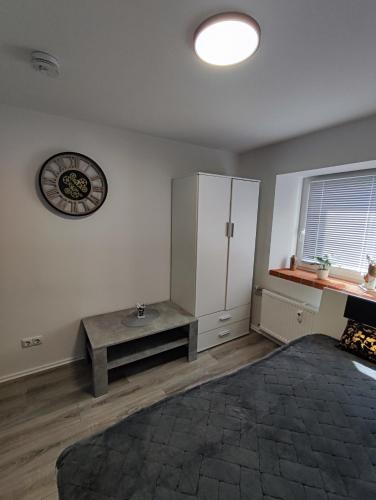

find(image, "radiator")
[260,289,318,344]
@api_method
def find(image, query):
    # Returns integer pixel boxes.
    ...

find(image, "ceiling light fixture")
[194,12,260,66]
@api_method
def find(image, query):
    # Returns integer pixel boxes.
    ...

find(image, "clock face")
[39,152,108,216]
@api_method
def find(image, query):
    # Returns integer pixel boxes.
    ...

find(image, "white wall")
[3,104,376,381]
[0,105,236,381]
[238,114,376,329]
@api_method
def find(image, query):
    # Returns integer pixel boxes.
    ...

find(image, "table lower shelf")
[107,328,189,369]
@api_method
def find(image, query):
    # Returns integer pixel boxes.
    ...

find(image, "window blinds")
[302,174,376,273]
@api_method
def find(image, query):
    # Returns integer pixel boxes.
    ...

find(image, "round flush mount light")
[194,12,260,66]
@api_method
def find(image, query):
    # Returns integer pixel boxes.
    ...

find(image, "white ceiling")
[1,0,376,152]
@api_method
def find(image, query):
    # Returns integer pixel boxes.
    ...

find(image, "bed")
[56,333,376,499]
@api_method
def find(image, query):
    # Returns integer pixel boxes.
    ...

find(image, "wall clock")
[39,152,108,216]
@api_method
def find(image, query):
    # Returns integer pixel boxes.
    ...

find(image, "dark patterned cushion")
[339,319,376,362]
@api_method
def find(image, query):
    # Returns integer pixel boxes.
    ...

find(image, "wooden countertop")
[269,268,376,303]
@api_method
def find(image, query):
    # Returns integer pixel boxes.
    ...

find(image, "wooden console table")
[82,301,198,397]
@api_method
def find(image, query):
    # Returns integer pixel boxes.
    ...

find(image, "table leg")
[188,320,198,361]
[92,347,108,397]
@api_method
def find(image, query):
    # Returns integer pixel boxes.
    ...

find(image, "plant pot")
[368,263,376,279]
[364,273,376,290]
[365,279,376,291]
[317,269,329,280]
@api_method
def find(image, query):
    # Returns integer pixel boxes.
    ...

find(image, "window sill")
[269,268,376,303]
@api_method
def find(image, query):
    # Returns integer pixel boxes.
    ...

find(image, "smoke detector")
[31,51,60,77]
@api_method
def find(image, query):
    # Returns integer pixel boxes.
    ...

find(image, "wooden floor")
[0,332,276,500]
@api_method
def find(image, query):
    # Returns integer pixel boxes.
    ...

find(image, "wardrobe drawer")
[198,304,250,334]
[197,319,250,352]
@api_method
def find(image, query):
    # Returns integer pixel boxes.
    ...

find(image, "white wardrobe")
[171,172,259,351]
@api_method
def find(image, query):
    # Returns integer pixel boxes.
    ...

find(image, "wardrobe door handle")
[218,330,231,338]
[225,222,230,237]
[230,223,234,237]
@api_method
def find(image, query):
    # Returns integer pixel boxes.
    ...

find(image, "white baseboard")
[0,355,86,385]
[0,325,280,385]
[251,323,262,334]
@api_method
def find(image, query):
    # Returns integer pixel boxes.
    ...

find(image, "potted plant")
[314,254,333,280]
[364,255,376,290]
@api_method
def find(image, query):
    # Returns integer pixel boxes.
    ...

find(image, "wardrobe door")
[195,175,231,317]
[226,179,259,310]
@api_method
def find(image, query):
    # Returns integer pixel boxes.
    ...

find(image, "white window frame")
[296,169,376,283]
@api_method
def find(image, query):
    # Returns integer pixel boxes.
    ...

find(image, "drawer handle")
[218,330,231,338]
[219,314,232,321]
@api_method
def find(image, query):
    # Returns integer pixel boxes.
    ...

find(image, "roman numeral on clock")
[46,188,59,199]
[69,156,78,170]
[88,195,100,206]
[81,200,90,212]
[54,158,68,173]
[70,201,78,213]
[57,198,68,211]
[45,166,58,177]
[42,178,56,187]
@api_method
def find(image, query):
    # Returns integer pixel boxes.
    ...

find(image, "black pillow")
[339,319,376,363]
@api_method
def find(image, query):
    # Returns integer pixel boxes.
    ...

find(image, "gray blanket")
[56,334,376,499]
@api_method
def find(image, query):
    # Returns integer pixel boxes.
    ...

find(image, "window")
[297,170,376,278]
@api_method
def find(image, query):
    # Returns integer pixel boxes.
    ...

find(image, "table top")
[83,301,196,349]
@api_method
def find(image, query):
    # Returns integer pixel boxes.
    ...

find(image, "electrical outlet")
[21,338,33,348]
[21,336,43,348]
[296,310,303,324]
